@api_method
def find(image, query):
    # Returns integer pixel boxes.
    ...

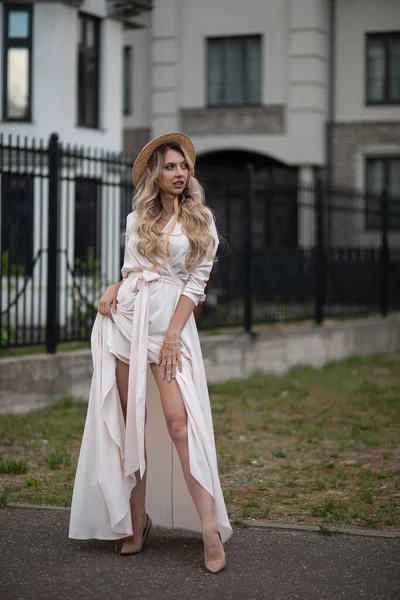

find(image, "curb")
[242,520,400,539]
[5,504,400,539]
[7,502,71,512]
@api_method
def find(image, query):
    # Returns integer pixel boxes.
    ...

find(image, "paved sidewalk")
[0,507,399,600]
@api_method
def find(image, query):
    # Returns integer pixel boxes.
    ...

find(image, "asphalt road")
[0,508,399,600]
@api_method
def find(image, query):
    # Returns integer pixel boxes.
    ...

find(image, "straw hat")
[132,132,196,187]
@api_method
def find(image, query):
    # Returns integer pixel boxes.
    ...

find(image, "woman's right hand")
[97,282,121,320]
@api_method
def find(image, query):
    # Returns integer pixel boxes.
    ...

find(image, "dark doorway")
[196,150,298,250]
[194,150,306,327]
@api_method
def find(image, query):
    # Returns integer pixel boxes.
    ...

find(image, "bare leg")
[150,364,225,565]
[116,358,147,541]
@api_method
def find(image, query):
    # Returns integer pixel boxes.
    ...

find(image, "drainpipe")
[325,0,336,245]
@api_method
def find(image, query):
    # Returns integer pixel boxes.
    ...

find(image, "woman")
[69,132,232,573]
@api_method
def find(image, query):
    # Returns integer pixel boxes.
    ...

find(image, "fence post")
[314,176,325,325]
[379,188,389,317]
[244,164,254,334]
[46,133,60,353]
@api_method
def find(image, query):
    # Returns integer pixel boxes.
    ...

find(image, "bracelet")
[162,341,181,349]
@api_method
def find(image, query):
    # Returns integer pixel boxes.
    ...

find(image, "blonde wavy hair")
[132,142,217,271]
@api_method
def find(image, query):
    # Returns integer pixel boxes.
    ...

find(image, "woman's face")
[159,148,189,195]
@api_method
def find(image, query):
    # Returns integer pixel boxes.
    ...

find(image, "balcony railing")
[107,0,153,19]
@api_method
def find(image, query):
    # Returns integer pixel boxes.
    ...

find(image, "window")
[78,13,100,128]
[123,46,132,115]
[2,4,33,121]
[366,33,400,104]
[366,157,400,229]
[74,178,100,274]
[207,36,261,106]
[1,174,34,275]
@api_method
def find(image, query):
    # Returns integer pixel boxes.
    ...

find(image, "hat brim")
[132,132,196,187]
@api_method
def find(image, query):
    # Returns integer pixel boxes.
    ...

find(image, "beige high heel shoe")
[204,531,226,574]
[120,514,152,555]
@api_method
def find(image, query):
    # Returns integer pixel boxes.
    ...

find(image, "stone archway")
[195,150,299,249]
[194,150,304,315]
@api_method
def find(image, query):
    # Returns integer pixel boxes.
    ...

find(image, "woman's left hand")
[159,333,182,382]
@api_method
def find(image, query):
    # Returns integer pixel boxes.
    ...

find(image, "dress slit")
[69,220,232,543]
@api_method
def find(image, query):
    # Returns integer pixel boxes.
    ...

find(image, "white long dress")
[69,210,233,543]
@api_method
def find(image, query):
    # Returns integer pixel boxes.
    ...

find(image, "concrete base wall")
[1,316,399,414]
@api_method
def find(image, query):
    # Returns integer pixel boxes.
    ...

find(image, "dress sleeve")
[121,211,135,279]
[181,211,219,307]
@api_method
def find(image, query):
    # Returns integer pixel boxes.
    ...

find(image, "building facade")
[1,0,399,337]
[0,1,151,333]
[123,0,400,242]
[0,0,141,149]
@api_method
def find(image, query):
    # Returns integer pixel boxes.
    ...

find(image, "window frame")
[365,32,400,106]
[365,155,400,230]
[2,3,34,122]
[77,12,101,129]
[206,35,262,108]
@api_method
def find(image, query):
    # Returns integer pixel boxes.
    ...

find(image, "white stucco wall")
[179,0,287,109]
[123,12,151,130]
[0,1,123,151]
[335,0,400,122]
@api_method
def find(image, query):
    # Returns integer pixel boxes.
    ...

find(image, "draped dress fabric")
[69,210,233,543]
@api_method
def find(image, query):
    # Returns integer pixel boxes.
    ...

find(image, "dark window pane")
[8,10,29,38]
[389,159,400,196]
[246,38,261,103]
[367,33,400,103]
[367,76,386,102]
[78,49,86,122]
[389,159,400,227]
[389,36,400,100]
[6,48,30,119]
[225,39,244,104]
[207,41,223,105]
[367,159,384,195]
[123,46,132,115]
[74,178,100,274]
[207,36,261,106]
[208,83,222,106]
[77,14,100,127]
[86,19,95,47]
[1,174,34,276]
[367,38,386,102]
[86,52,99,126]
[366,157,400,229]
[366,159,383,228]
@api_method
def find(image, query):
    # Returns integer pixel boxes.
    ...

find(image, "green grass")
[0,488,9,508]
[0,459,28,474]
[271,449,288,459]
[0,352,399,530]
[45,447,73,470]
[209,352,400,529]
[0,396,84,507]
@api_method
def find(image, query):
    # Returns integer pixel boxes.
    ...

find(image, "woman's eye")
[182,163,188,170]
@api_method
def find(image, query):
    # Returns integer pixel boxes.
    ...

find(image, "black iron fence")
[1,134,399,352]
